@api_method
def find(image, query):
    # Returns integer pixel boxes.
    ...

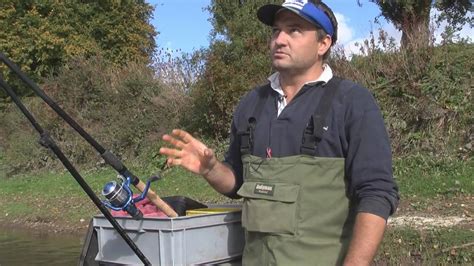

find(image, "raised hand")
[159,129,217,176]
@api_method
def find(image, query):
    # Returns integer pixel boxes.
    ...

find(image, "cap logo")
[281,0,334,37]
[284,0,307,9]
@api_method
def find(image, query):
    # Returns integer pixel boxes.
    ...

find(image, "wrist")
[202,161,218,180]
[343,257,370,266]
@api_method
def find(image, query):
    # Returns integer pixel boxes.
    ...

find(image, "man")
[160,0,399,265]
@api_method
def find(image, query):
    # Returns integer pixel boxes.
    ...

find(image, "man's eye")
[272,28,280,34]
[290,28,300,33]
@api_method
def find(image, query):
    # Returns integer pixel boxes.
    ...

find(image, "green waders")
[237,155,354,265]
[236,77,355,265]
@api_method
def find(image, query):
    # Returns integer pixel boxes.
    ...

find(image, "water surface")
[0,227,83,265]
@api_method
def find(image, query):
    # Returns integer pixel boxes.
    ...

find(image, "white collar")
[268,64,333,96]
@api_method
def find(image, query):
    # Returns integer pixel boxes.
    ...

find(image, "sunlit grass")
[0,165,232,225]
[394,155,473,198]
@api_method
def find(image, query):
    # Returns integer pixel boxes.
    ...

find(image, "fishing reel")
[102,174,159,220]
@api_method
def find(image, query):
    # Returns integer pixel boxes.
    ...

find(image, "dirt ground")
[0,216,89,236]
[0,195,472,235]
[390,195,473,229]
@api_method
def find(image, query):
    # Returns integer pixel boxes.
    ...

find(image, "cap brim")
[257,2,337,45]
[257,4,320,29]
[257,4,283,26]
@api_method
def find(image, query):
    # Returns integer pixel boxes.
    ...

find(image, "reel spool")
[102,175,159,219]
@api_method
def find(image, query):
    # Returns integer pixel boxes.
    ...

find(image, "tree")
[187,0,273,137]
[358,0,472,49]
[436,0,474,43]
[0,0,156,96]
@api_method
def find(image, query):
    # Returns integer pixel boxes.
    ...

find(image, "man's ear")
[317,35,332,57]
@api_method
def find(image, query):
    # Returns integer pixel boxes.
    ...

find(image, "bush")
[331,41,473,158]
[183,0,271,138]
[184,1,473,161]
[1,38,472,177]
[0,56,189,174]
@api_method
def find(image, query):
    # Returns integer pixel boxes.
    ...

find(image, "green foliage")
[435,0,473,32]
[189,9,473,158]
[331,41,473,158]
[0,56,189,174]
[0,98,55,174]
[189,0,473,151]
[358,0,472,48]
[0,0,156,96]
[186,0,273,137]
[1,0,472,177]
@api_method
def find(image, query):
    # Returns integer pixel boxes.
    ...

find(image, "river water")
[0,227,83,265]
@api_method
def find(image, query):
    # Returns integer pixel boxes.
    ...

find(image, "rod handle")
[134,181,178,217]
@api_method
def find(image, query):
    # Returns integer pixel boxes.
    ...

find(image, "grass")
[0,155,472,263]
[0,156,471,221]
[376,227,474,264]
[0,166,230,227]
[394,155,474,198]
[0,148,5,179]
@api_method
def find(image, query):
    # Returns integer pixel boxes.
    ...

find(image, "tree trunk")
[400,0,432,50]
[371,0,432,50]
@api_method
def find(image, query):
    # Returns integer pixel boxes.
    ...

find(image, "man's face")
[270,10,322,73]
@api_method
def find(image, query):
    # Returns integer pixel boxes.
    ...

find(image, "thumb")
[203,148,214,161]
[202,148,217,177]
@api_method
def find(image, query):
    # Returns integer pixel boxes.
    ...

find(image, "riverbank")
[0,166,232,235]
[1,195,471,231]
[0,156,473,263]
[0,210,90,235]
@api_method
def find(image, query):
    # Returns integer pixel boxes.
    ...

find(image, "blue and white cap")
[257,0,336,41]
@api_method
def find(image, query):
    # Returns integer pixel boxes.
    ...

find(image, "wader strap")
[239,117,256,155]
[301,77,343,156]
[239,84,270,155]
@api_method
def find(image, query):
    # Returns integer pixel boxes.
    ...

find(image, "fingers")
[200,148,217,177]
[203,148,216,165]
[159,147,182,158]
[162,133,185,149]
[159,147,183,169]
[171,129,194,144]
[162,129,193,148]
[166,158,182,167]
[159,129,204,174]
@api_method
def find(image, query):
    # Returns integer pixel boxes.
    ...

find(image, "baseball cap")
[257,0,336,39]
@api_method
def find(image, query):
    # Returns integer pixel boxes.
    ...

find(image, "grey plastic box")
[93,209,244,265]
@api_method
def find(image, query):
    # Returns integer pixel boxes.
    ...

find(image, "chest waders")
[237,77,355,265]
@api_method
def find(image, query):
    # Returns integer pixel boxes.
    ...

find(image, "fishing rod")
[0,53,177,265]
[0,77,151,265]
[0,53,177,218]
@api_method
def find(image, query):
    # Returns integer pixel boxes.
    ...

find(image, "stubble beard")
[272,56,295,73]
[272,58,312,76]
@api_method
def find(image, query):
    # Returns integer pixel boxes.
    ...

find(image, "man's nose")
[273,31,287,46]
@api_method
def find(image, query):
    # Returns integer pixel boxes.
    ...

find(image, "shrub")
[331,40,473,158]
[0,56,189,174]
